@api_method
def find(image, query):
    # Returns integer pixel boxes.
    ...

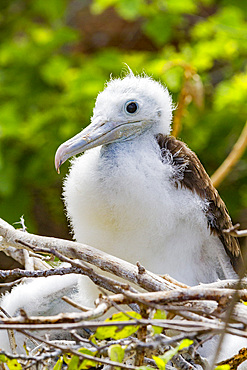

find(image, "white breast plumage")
[63,134,234,286]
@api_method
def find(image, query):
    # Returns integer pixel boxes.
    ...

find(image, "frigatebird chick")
[55,72,243,286]
[55,73,246,366]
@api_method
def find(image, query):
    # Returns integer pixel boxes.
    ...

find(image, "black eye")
[126,102,138,114]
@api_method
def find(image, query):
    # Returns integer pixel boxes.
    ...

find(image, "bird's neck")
[99,133,160,163]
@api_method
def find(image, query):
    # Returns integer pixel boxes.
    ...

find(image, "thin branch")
[0,277,24,288]
[164,62,204,138]
[209,254,247,369]
[2,246,50,271]
[198,277,247,289]
[135,304,149,367]
[172,352,197,370]
[62,296,93,312]
[211,120,247,188]
[217,347,247,369]
[0,349,62,363]
[24,241,140,295]
[118,287,247,306]
[223,223,247,238]
[0,317,244,338]
[0,266,82,279]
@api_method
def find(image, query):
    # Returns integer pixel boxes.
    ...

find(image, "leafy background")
[0,0,246,241]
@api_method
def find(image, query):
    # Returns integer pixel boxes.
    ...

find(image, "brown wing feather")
[156,134,244,275]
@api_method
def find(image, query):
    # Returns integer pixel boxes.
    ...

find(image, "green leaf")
[178,339,193,350]
[64,349,99,370]
[152,355,166,370]
[68,355,80,370]
[63,353,72,365]
[152,309,167,335]
[89,335,98,345]
[95,311,141,340]
[153,339,193,369]
[53,357,63,370]
[78,348,98,369]
[108,344,125,369]
[6,359,22,370]
[214,366,231,370]
[0,355,7,363]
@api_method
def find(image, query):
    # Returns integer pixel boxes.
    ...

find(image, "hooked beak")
[55,118,148,173]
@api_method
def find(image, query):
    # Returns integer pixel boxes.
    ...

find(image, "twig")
[0,349,62,363]
[62,296,93,312]
[0,307,18,355]
[135,304,149,367]
[24,241,140,295]
[159,274,189,288]
[28,251,54,261]
[172,352,196,370]
[164,62,204,138]
[209,241,247,370]
[118,287,247,306]
[13,216,27,233]
[0,278,24,288]
[2,246,50,271]
[15,216,34,272]
[64,298,111,320]
[0,314,245,336]
[223,224,247,238]
[217,347,247,369]
[198,277,247,289]
[0,266,82,279]
[211,120,247,188]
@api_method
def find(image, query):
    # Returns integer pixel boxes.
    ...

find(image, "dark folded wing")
[156,134,244,275]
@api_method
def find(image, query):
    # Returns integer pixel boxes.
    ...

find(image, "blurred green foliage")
[0,0,246,237]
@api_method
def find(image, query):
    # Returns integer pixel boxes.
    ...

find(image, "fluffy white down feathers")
[64,74,235,285]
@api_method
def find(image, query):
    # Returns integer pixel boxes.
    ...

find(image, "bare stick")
[0,278,24,288]
[211,120,247,188]
[1,246,50,271]
[62,296,93,312]
[0,348,62,362]
[0,266,82,279]
[0,316,245,339]
[223,224,247,238]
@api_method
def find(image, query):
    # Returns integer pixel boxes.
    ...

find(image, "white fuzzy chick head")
[55,72,173,171]
[93,73,173,136]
